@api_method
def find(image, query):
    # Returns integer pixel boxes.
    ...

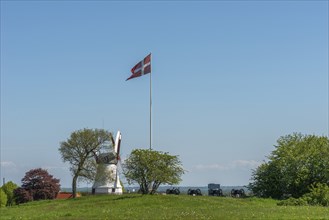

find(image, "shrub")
[303,183,329,206]
[0,188,8,208]
[277,183,329,207]
[277,197,308,206]
[13,187,32,204]
[1,181,18,206]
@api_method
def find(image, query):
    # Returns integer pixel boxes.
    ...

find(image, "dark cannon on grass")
[208,183,223,196]
[231,188,245,198]
[187,188,202,196]
[166,187,180,195]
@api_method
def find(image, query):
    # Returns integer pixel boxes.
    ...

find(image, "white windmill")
[92,131,123,194]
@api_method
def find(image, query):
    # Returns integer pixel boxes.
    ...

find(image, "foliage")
[277,197,308,206]
[277,183,329,207]
[248,162,284,199]
[120,180,125,192]
[13,187,32,204]
[303,183,329,206]
[1,194,328,219]
[249,133,329,199]
[123,149,185,194]
[59,128,113,198]
[0,188,7,208]
[1,181,18,206]
[14,168,60,204]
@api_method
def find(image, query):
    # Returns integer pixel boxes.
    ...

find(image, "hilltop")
[1,194,328,219]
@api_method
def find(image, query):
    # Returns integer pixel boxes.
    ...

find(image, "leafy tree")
[19,168,60,201]
[1,181,18,206]
[59,128,112,198]
[249,133,329,199]
[248,162,284,199]
[123,149,185,194]
[0,188,7,208]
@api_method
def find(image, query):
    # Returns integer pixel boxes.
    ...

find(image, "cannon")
[166,187,180,195]
[208,183,223,196]
[231,188,245,198]
[187,188,202,196]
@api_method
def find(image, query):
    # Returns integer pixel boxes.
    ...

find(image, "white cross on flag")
[126,53,151,81]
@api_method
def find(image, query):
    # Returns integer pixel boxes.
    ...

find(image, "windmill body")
[92,131,123,194]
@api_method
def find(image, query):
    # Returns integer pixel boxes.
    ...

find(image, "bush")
[13,187,32,204]
[277,197,308,206]
[0,188,8,208]
[303,183,329,206]
[277,183,329,207]
[1,181,18,206]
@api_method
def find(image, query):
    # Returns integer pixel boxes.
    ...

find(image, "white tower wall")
[92,131,123,195]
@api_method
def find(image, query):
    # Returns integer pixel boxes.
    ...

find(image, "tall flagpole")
[149,53,152,150]
[127,53,152,150]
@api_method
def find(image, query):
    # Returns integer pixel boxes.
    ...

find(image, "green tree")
[0,188,8,208]
[123,149,185,194]
[248,162,284,199]
[59,128,112,198]
[249,133,329,199]
[1,181,18,206]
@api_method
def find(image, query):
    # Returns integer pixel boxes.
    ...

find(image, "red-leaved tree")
[14,168,60,204]
[13,187,32,204]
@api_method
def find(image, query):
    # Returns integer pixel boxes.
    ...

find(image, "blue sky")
[1,1,328,188]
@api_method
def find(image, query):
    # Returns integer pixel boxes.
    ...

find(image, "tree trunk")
[72,175,78,198]
[151,181,161,194]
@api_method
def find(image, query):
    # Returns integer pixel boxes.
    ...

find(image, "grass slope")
[1,194,328,219]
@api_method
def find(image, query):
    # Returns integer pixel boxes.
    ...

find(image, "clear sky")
[1,1,328,188]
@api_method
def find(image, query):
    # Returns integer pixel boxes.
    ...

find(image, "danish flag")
[126,53,151,81]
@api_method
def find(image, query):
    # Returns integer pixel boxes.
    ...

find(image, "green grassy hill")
[1,194,328,219]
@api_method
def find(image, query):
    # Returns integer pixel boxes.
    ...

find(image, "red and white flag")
[126,53,151,81]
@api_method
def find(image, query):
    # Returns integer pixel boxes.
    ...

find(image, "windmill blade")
[114,131,121,160]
